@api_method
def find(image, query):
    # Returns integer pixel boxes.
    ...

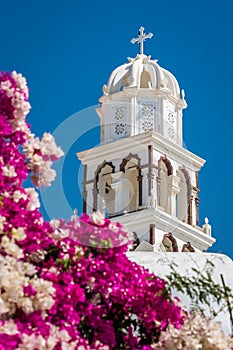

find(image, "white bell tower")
[77,27,215,252]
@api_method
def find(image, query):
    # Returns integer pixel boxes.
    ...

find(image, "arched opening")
[176,168,190,223]
[94,162,115,214]
[123,159,139,212]
[140,70,152,88]
[120,154,142,213]
[160,161,169,213]
[158,157,173,214]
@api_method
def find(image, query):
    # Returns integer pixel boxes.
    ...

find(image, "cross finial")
[131,26,153,55]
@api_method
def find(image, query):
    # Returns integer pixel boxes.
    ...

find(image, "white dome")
[105,54,180,98]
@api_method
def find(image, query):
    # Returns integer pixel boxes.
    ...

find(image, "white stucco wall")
[127,251,233,333]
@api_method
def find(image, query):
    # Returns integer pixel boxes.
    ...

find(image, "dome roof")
[105,54,181,98]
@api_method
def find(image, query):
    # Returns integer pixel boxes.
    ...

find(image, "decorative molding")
[77,131,206,172]
[119,152,140,172]
[158,155,173,176]
[162,232,179,252]
[182,242,195,252]
[112,208,215,251]
[94,161,115,184]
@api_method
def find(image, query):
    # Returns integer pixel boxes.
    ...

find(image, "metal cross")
[131,26,153,55]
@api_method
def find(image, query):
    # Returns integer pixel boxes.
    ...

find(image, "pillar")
[149,224,155,245]
[168,175,180,217]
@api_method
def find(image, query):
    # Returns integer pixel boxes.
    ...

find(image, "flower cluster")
[155,312,233,349]
[0,70,186,349]
[24,132,64,187]
[0,252,55,316]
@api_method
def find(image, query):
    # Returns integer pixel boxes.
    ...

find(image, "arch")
[94,161,115,184]
[176,167,191,224]
[162,233,179,252]
[119,153,142,212]
[120,153,141,173]
[158,156,173,176]
[140,70,151,88]
[158,156,173,213]
[93,161,115,212]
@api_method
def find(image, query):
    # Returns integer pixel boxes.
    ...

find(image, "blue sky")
[1,0,233,258]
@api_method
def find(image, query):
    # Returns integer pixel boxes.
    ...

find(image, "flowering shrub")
[0,71,186,349]
[155,312,233,350]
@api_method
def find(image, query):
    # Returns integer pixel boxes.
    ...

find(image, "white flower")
[2,165,16,177]
[0,319,18,334]
[0,296,10,314]
[11,227,26,241]
[40,164,56,187]
[0,80,12,90]
[51,228,69,241]
[25,188,40,210]
[13,190,27,203]
[0,252,55,318]
[12,71,29,97]
[23,132,63,187]
[108,222,119,232]
[50,219,60,229]
[22,262,37,276]
[19,297,33,314]
[18,334,43,350]
[0,80,14,97]
[156,312,233,350]
[0,216,6,232]
[41,132,64,159]
[30,278,55,311]
[1,236,24,258]
[90,211,105,226]
[13,100,31,119]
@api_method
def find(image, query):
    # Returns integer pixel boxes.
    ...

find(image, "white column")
[110,172,125,214]
[190,187,198,226]
[168,175,180,217]
[86,183,93,214]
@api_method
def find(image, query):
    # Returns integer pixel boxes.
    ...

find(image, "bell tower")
[77,27,215,252]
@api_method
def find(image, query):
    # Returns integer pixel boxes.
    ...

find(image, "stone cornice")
[98,87,186,109]
[77,131,205,171]
[111,208,215,251]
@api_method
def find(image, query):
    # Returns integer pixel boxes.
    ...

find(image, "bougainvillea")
[0,70,186,349]
[154,312,233,350]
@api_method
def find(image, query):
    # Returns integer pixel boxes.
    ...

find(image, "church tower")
[77,27,215,252]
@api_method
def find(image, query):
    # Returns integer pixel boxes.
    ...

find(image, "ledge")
[111,207,215,251]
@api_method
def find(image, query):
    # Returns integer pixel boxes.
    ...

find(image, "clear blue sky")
[1,0,233,258]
